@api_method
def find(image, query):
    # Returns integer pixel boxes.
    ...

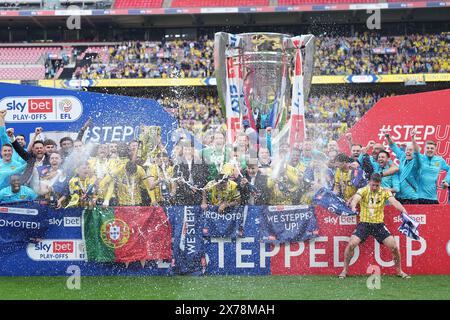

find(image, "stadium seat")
[0,47,63,80]
[0,47,60,65]
[113,0,164,8]
[0,66,45,80]
[278,0,378,4]
[171,0,269,7]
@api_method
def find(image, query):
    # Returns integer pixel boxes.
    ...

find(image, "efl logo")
[53,241,74,253]
[28,99,53,113]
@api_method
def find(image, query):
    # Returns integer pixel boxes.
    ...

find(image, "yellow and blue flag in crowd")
[313,187,358,216]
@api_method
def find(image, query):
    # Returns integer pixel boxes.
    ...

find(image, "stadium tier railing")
[170,0,269,7]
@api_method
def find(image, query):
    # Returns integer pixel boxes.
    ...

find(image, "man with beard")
[374,150,400,194]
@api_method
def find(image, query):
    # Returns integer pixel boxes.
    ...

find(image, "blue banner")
[167,206,206,275]
[201,205,244,239]
[0,204,271,276]
[0,83,177,152]
[260,205,319,243]
[0,203,49,254]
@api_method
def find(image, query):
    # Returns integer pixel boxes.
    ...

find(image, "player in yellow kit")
[339,173,411,279]
[101,160,153,206]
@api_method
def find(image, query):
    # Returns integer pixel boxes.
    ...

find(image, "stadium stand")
[114,0,164,9]
[0,31,447,80]
[171,0,269,7]
[278,0,378,4]
[0,46,65,80]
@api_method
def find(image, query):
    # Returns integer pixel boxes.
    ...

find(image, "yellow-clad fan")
[57,162,97,209]
[101,160,153,206]
[99,142,131,206]
[147,152,174,205]
[201,165,241,214]
[267,162,302,205]
[333,153,359,203]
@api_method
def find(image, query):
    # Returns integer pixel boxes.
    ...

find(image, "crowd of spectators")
[159,91,386,150]
[74,37,214,79]
[315,32,450,75]
[72,32,449,79]
[1,107,448,209]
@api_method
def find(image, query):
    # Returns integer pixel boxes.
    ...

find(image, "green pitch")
[1,275,449,300]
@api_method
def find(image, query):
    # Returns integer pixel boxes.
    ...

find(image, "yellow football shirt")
[356,186,394,223]
[334,168,357,201]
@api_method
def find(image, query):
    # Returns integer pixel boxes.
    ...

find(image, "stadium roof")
[0,4,449,29]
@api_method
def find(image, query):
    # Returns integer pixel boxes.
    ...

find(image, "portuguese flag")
[83,206,172,263]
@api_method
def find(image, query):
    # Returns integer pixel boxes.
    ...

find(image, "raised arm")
[76,117,92,142]
[385,133,405,160]
[345,132,353,151]
[382,163,400,177]
[27,127,42,153]
[411,129,420,153]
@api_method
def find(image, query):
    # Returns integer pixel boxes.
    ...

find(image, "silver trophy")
[214,32,315,155]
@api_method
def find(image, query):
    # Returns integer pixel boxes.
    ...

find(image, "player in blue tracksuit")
[0,144,27,189]
[0,126,26,165]
[386,133,421,204]
[0,174,37,204]
[412,131,450,204]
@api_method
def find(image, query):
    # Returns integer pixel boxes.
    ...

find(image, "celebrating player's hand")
[218,202,227,214]
[6,127,14,137]
[35,127,43,136]
[0,110,6,118]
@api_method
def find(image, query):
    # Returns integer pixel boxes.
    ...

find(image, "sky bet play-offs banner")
[0,83,177,150]
[1,204,449,276]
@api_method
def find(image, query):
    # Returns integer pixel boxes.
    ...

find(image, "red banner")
[270,206,450,275]
[338,89,450,203]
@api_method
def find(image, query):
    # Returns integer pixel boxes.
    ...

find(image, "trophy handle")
[214,32,231,118]
[300,34,315,104]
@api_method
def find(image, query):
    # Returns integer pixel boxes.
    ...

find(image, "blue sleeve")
[12,163,27,175]
[413,151,421,169]
[358,153,364,165]
[0,126,10,146]
[416,153,427,166]
[440,158,450,172]
[392,173,400,193]
[445,170,450,184]
[389,143,405,161]
[26,187,38,200]
[369,156,380,172]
